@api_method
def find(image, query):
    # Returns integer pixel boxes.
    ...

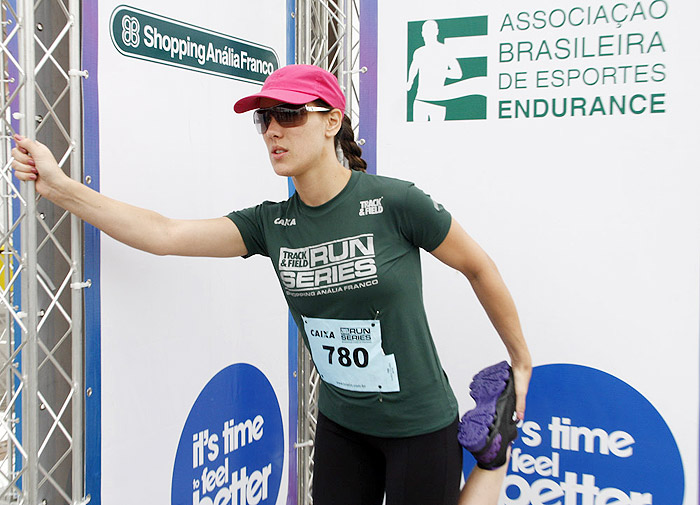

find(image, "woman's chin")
[271,164,296,178]
[270,158,306,178]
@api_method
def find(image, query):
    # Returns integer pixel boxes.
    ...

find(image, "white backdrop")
[95,2,289,503]
[376,1,698,503]
[91,0,699,502]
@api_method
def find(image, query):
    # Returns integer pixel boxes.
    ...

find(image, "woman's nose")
[265,117,283,138]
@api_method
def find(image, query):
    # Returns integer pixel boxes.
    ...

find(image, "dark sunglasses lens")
[253,110,269,134]
[253,105,307,134]
[274,107,306,127]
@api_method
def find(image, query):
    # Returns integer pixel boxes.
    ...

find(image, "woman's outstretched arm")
[12,135,247,258]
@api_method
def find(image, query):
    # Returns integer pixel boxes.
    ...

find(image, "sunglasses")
[253,103,332,134]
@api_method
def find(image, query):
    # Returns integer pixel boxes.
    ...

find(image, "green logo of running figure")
[407,16,488,121]
[110,5,279,84]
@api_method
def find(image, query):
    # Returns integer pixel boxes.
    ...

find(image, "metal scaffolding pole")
[18,2,39,503]
[295,1,361,502]
[68,0,84,502]
[0,0,85,503]
[68,0,85,504]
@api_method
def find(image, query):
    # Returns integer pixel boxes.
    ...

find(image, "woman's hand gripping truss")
[11,134,69,200]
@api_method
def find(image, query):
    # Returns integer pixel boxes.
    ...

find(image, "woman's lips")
[271,146,288,160]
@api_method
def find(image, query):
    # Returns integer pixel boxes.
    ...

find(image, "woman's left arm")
[431,217,532,420]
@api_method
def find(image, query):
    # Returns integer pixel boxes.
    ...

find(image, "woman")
[12,64,531,505]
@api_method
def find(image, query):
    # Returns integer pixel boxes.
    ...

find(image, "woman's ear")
[325,108,343,138]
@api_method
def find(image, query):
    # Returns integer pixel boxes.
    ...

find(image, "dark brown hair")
[335,114,367,172]
[315,100,367,172]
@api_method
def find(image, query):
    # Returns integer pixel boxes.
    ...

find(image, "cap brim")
[233,89,321,113]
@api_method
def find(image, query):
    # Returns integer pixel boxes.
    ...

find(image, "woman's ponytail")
[335,115,367,172]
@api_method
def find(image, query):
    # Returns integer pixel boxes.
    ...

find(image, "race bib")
[302,316,400,393]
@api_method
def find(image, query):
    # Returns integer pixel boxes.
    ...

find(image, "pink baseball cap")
[234,64,346,114]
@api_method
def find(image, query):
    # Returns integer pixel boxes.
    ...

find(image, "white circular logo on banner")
[465,364,684,505]
[171,363,284,505]
[121,15,140,48]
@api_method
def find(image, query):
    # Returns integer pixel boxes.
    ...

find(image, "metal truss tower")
[295,1,362,503]
[0,0,86,504]
[1,1,362,504]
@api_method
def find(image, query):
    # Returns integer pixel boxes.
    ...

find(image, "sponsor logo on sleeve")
[359,197,384,216]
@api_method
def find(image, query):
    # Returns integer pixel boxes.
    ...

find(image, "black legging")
[312,412,463,505]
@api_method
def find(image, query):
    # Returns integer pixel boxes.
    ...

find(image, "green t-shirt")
[227,170,458,437]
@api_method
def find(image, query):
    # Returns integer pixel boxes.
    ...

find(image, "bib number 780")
[322,345,369,368]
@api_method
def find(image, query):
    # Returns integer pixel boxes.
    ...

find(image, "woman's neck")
[292,159,352,207]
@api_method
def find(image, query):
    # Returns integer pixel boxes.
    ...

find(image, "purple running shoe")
[458,361,518,470]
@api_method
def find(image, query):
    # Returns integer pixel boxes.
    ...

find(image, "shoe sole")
[458,361,518,469]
